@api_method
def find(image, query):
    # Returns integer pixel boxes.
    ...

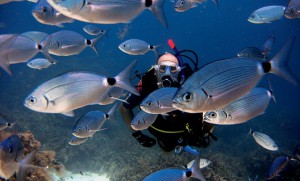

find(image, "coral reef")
[0,131,65,181]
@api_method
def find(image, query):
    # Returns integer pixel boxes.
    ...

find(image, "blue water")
[0,0,300,181]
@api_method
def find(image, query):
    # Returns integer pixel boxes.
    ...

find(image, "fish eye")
[123,44,126,48]
[180,1,185,5]
[41,7,47,13]
[208,112,217,118]
[100,30,104,33]
[28,96,37,104]
[78,128,81,131]
[146,101,152,106]
[182,92,192,102]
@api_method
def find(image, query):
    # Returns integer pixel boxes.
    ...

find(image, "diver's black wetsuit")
[123,67,215,152]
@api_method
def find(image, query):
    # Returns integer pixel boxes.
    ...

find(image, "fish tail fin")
[151,44,161,56]
[269,36,299,86]
[106,102,120,122]
[191,154,206,181]
[150,0,168,28]
[113,59,140,96]
[89,36,103,56]
[212,0,219,7]
[0,61,12,76]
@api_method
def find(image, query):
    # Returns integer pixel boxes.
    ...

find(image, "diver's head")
[154,52,181,88]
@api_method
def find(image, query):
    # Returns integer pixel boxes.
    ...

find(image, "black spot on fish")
[107,78,116,85]
[149,45,154,49]
[186,170,192,177]
[105,114,109,119]
[86,39,91,45]
[37,44,42,50]
[145,0,152,7]
[262,62,271,73]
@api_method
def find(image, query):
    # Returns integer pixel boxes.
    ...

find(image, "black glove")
[132,131,156,148]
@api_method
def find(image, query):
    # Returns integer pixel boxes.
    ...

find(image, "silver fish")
[186,158,211,169]
[0,34,46,76]
[174,0,218,12]
[40,30,101,56]
[20,31,48,44]
[203,87,272,125]
[248,6,285,24]
[72,103,118,138]
[27,58,55,70]
[131,110,158,131]
[262,33,275,58]
[250,129,278,151]
[46,0,168,28]
[0,0,37,5]
[83,25,107,36]
[98,87,123,105]
[284,0,300,19]
[119,39,160,56]
[172,37,298,113]
[140,87,177,114]
[24,60,139,117]
[237,47,266,61]
[142,154,206,181]
[0,135,36,180]
[68,136,89,145]
[32,0,74,27]
[0,115,15,131]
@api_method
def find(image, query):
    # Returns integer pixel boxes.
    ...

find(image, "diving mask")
[154,61,181,87]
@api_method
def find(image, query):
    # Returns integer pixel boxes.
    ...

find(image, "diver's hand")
[132,131,156,147]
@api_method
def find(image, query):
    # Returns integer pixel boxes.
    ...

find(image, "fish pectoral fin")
[62,111,75,117]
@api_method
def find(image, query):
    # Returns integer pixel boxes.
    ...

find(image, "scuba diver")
[120,41,216,152]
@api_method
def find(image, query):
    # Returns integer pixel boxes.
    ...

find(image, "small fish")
[0,0,37,5]
[237,47,266,61]
[250,129,278,151]
[119,39,160,56]
[68,136,89,145]
[24,60,139,117]
[27,58,55,70]
[0,115,15,131]
[186,158,211,169]
[262,33,275,58]
[174,0,218,12]
[131,110,158,131]
[83,25,108,36]
[32,0,74,27]
[46,0,168,28]
[72,103,118,138]
[0,135,37,180]
[140,87,177,114]
[40,30,101,56]
[266,156,291,179]
[203,87,272,125]
[142,154,206,181]
[172,37,298,113]
[248,6,285,24]
[284,0,300,19]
